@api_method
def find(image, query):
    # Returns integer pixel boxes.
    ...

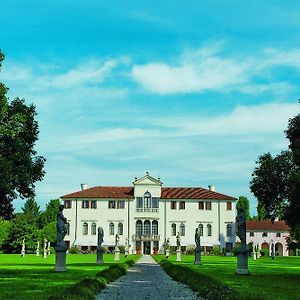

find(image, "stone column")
[194,246,202,265]
[141,241,144,255]
[236,244,249,275]
[176,248,181,262]
[150,240,154,255]
[114,246,120,261]
[43,239,47,258]
[96,246,104,264]
[47,241,51,255]
[36,241,40,256]
[21,239,25,257]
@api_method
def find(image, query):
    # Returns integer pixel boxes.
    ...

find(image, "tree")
[236,196,250,220]
[21,198,41,227]
[0,51,46,220]
[40,199,60,226]
[0,218,11,250]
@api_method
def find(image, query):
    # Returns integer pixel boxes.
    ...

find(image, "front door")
[143,241,151,254]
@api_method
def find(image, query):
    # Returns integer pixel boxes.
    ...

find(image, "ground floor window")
[225,242,233,251]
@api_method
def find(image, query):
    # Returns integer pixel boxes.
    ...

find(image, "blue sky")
[0,1,299,215]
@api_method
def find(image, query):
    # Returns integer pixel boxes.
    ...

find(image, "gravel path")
[96,255,202,300]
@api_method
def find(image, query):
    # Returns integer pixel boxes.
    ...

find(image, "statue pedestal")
[251,252,256,260]
[36,250,40,256]
[194,246,202,265]
[21,250,25,257]
[236,245,249,275]
[114,247,120,261]
[125,249,129,258]
[96,246,104,264]
[54,246,67,272]
[165,249,170,259]
[43,250,47,258]
[176,249,181,262]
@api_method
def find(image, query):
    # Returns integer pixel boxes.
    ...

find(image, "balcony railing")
[136,208,159,213]
[132,234,160,241]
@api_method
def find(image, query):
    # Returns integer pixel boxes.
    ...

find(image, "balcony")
[136,208,159,213]
[132,234,160,241]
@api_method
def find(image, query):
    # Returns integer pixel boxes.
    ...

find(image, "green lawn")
[154,255,300,300]
[0,254,139,300]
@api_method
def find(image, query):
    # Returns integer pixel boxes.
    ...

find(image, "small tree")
[236,196,251,220]
[22,198,41,227]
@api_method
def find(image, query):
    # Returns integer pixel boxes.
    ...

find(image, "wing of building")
[61,173,237,254]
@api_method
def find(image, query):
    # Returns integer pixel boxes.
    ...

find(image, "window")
[108,201,116,209]
[91,222,97,235]
[226,224,232,237]
[198,202,204,210]
[171,223,176,236]
[262,232,268,237]
[66,223,70,235]
[118,223,123,235]
[136,197,143,209]
[83,222,88,235]
[205,202,212,210]
[276,232,281,237]
[152,197,159,208]
[226,242,233,251]
[198,224,204,236]
[144,220,151,235]
[144,191,151,208]
[109,222,114,235]
[250,232,254,237]
[207,224,212,236]
[136,220,143,235]
[117,200,125,209]
[152,220,158,235]
[179,201,185,210]
[64,200,72,209]
[226,202,232,210]
[171,201,177,210]
[179,223,185,236]
[90,200,97,209]
[82,200,89,209]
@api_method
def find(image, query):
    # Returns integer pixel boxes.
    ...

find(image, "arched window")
[118,223,123,235]
[136,220,143,235]
[109,222,114,235]
[91,222,97,235]
[144,220,151,235]
[226,224,232,237]
[179,223,185,236]
[198,224,203,236]
[152,220,158,235]
[144,191,151,208]
[171,223,176,236]
[207,224,212,236]
[66,223,70,235]
[83,222,88,235]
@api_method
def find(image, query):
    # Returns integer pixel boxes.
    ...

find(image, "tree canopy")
[236,196,250,221]
[0,51,46,219]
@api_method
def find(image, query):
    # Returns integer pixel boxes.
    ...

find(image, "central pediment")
[133,172,162,186]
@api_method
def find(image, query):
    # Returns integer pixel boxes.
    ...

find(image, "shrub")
[232,244,240,256]
[118,245,125,254]
[186,245,195,255]
[212,245,221,255]
[260,249,269,256]
[69,246,80,254]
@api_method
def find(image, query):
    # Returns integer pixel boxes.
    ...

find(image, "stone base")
[236,268,249,275]
[194,247,202,265]
[166,249,170,259]
[114,247,120,261]
[96,247,104,264]
[251,252,256,260]
[176,249,181,262]
[54,247,67,272]
[237,247,248,275]
[125,250,129,258]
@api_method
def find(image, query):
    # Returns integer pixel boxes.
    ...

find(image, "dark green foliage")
[0,51,46,220]
[236,196,251,220]
[40,199,60,226]
[40,221,56,243]
[69,246,80,254]
[286,114,300,167]
[0,218,11,250]
[22,198,41,227]
[96,264,127,282]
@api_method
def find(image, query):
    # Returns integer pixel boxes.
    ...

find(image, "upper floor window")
[250,232,254,237]
[198,202,204,210]
[83,222,88,235]
[226,224,232,237]
[205,202,212,210]
[262,232,268,237]
[226,202,232,210]
[109,222,114,235]
[179,201,185,210]
[144,191,151,208]
[118,223,123,235]
[198,224,204,236]
[91,222,97,235]
[91,200,97,209]
[276,232,281,237]
[152,220,158,235]
[136,220,143,235]
[82,200,89,209]
[137,197,143,209]
[207,224,212,236]
[64,200,72,209]
[66,223,70,235]
[171,223,176,236]
[171,201,177,210]
[108,200,116,209]
[179,223,185,236]
[117,200,125,209]
[152,197,159,208]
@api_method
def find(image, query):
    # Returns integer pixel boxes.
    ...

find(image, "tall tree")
[0,51,46,220]
[236,196,251,221]
[21,198,41,226]
[40,199,60,226]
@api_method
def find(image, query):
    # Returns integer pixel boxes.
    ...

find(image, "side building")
[61,173,237,254]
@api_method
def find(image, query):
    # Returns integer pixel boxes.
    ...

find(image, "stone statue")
[271,243,275,260]
[115,233,120,247]
[56,204,68,248]
[36,241,40,256]
[176,232,181,248]
[195,227,201,248]
[21,239,25,257]
[236,207,246,245]
[166,238,170,249]
[98,227,104,247]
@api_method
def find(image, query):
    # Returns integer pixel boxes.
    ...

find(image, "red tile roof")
[246,220,290,231]
[61,186,236,200]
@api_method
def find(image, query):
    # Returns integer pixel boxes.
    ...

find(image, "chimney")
[81,183,88,191]
[208,185,215,192]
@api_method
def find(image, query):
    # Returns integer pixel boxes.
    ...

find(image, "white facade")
[62,174,237,254]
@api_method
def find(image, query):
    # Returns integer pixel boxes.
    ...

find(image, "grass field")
[154,255,300,300]
[0,254,138,300]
